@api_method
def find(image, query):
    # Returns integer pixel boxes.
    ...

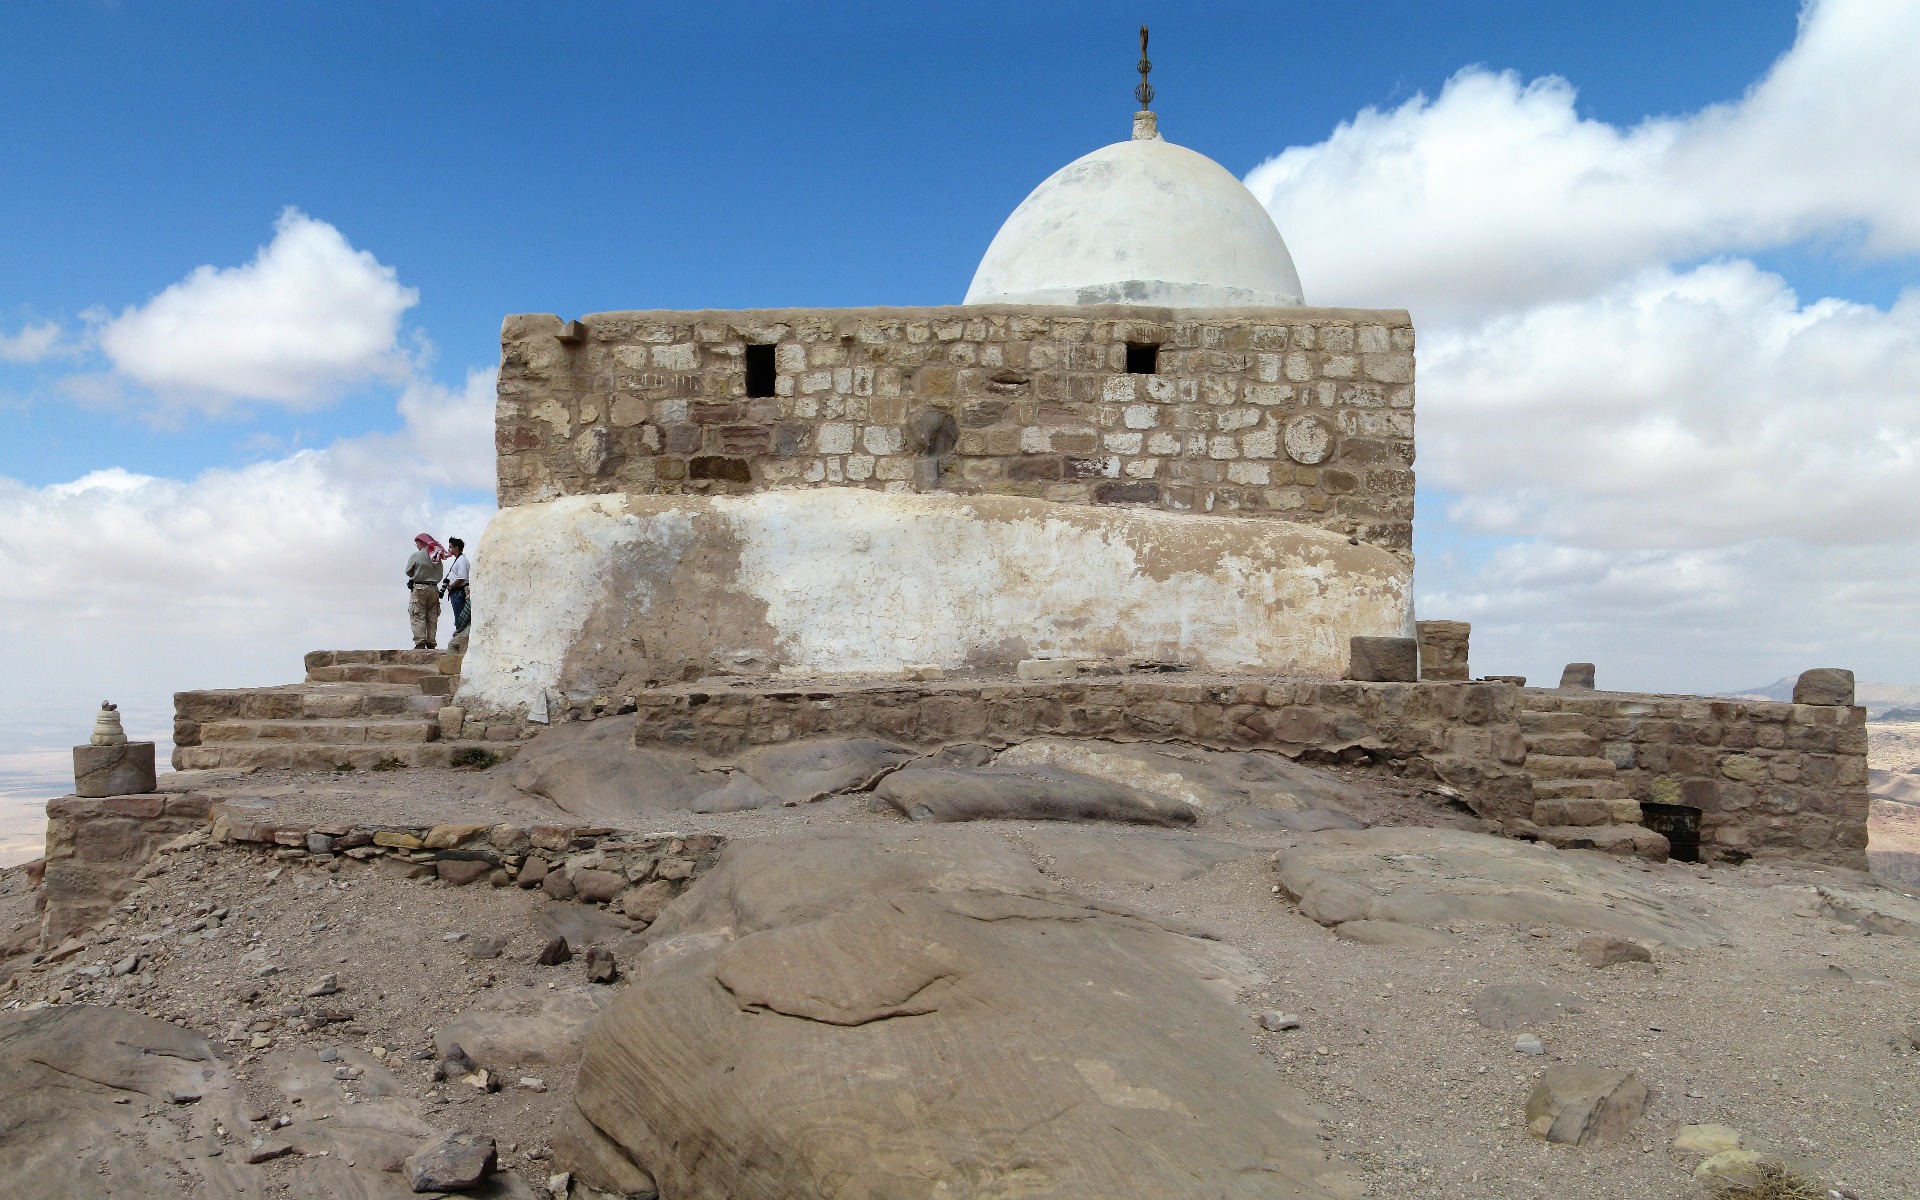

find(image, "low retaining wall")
[40,793,211,944]
[209,810,725,926]
[23,678,1871,956]
[1521,689,1869,865]
[631,674,1538,822]
[628,674,1868,869]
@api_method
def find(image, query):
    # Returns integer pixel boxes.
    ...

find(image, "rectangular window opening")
[1125,343,1159,374]
[745,344,777,397]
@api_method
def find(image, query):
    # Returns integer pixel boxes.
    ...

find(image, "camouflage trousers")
[408,586,441,649]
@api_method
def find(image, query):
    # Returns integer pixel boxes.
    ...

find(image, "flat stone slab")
[876,765,1197,827]
[1813,884,1920,937]
[688,772,781,814]
[736,737,917,805]
[1234,807,1367,833]
[993,738,1365,817]
[480,716,709,823]
[1525,1066,1647,1146]
[1272,826,1722,947]
[1016,825,1258,885]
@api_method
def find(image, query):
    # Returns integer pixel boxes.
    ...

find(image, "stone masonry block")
[1792,668,1854,707]
[1525,732,1600,757]
[1559,663,1597,690]
[1525,755,1617,780]
[73,742,158,798]
[1533,798,1617,827]
[1347,637,1418,683]
[1415,620,1470,681]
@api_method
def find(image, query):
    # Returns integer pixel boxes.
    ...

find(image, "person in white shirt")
[441,537,472,652]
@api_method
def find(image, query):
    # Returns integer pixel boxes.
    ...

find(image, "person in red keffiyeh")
[405,534,447,648]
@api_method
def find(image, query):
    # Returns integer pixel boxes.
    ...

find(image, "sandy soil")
[1867,721,1920,887]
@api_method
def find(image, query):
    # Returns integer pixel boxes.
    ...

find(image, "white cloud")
[1422,263,1920,549]
[95,208,418,410]
[1247,0,1920,323]
[381,369,499,491]
[1248,0,1920,690]
[1418,536,1920,693]
[0,321,65,363]
[0,208,490,770]
[0,376,496,751]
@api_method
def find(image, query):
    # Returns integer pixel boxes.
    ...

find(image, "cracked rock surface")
[561,826,1353,1199]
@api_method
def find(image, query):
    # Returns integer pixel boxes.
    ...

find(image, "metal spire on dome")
[1132,25,1159,140]
[1134,26,1154,109]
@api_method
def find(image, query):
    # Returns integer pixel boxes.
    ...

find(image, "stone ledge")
[627,673,1536,825]
[605,671,1868,869]
[209,811,724,925]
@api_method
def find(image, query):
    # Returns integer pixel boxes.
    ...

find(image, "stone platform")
[39,791,211,943]
[172,651,523,772]
[620,671,1867,867]
[166,649,1870,869]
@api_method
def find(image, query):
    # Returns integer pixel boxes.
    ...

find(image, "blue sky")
[3,0,1812,485]
[3,0,1919,836]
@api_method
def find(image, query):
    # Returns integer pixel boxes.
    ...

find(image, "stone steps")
[174,740,518,772]
[304,649,444,669]
[1522,732,1601,758]
[176,683,434,723]
[1533,797,1643,827]
[174,650,476,772]
[1530,823,1670,861]
[306,663,441,686]
[1519,711,1588,734]
[199,718,440,745]
[1520,707,1663,859]
[1530,778,1634,801]
[1522,754,1618,780]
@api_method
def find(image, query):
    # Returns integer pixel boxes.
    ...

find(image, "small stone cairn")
[72,702,157,798]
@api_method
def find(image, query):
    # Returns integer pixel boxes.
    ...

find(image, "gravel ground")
[1098,847,1917,1200]
[3,757,1916,1199]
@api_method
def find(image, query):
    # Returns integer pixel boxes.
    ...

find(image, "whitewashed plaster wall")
[457,490,1411,716]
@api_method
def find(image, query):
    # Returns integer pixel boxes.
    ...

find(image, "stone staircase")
[172,650,515,772]
[1519,708,1669,859]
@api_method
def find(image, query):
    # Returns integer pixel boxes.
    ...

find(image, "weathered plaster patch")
[461,495,698,714]
[459,490,1411,714]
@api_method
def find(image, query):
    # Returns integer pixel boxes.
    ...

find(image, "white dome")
[965,120,1304,308]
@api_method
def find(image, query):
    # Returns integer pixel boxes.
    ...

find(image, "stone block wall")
[496,304,1416,553]
[1519,690,1869,866]
[210,812,724,924]
[39,792,211,945]
[620,674,1869,869]
[631,674,1534,820]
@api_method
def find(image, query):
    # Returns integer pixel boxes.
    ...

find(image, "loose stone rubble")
[209,811,725,923]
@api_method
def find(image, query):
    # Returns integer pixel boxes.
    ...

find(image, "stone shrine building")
[460,109,1417,717]
[163,91,1866,871]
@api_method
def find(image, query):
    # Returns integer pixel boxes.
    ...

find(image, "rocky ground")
[1,728,1916,1199]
